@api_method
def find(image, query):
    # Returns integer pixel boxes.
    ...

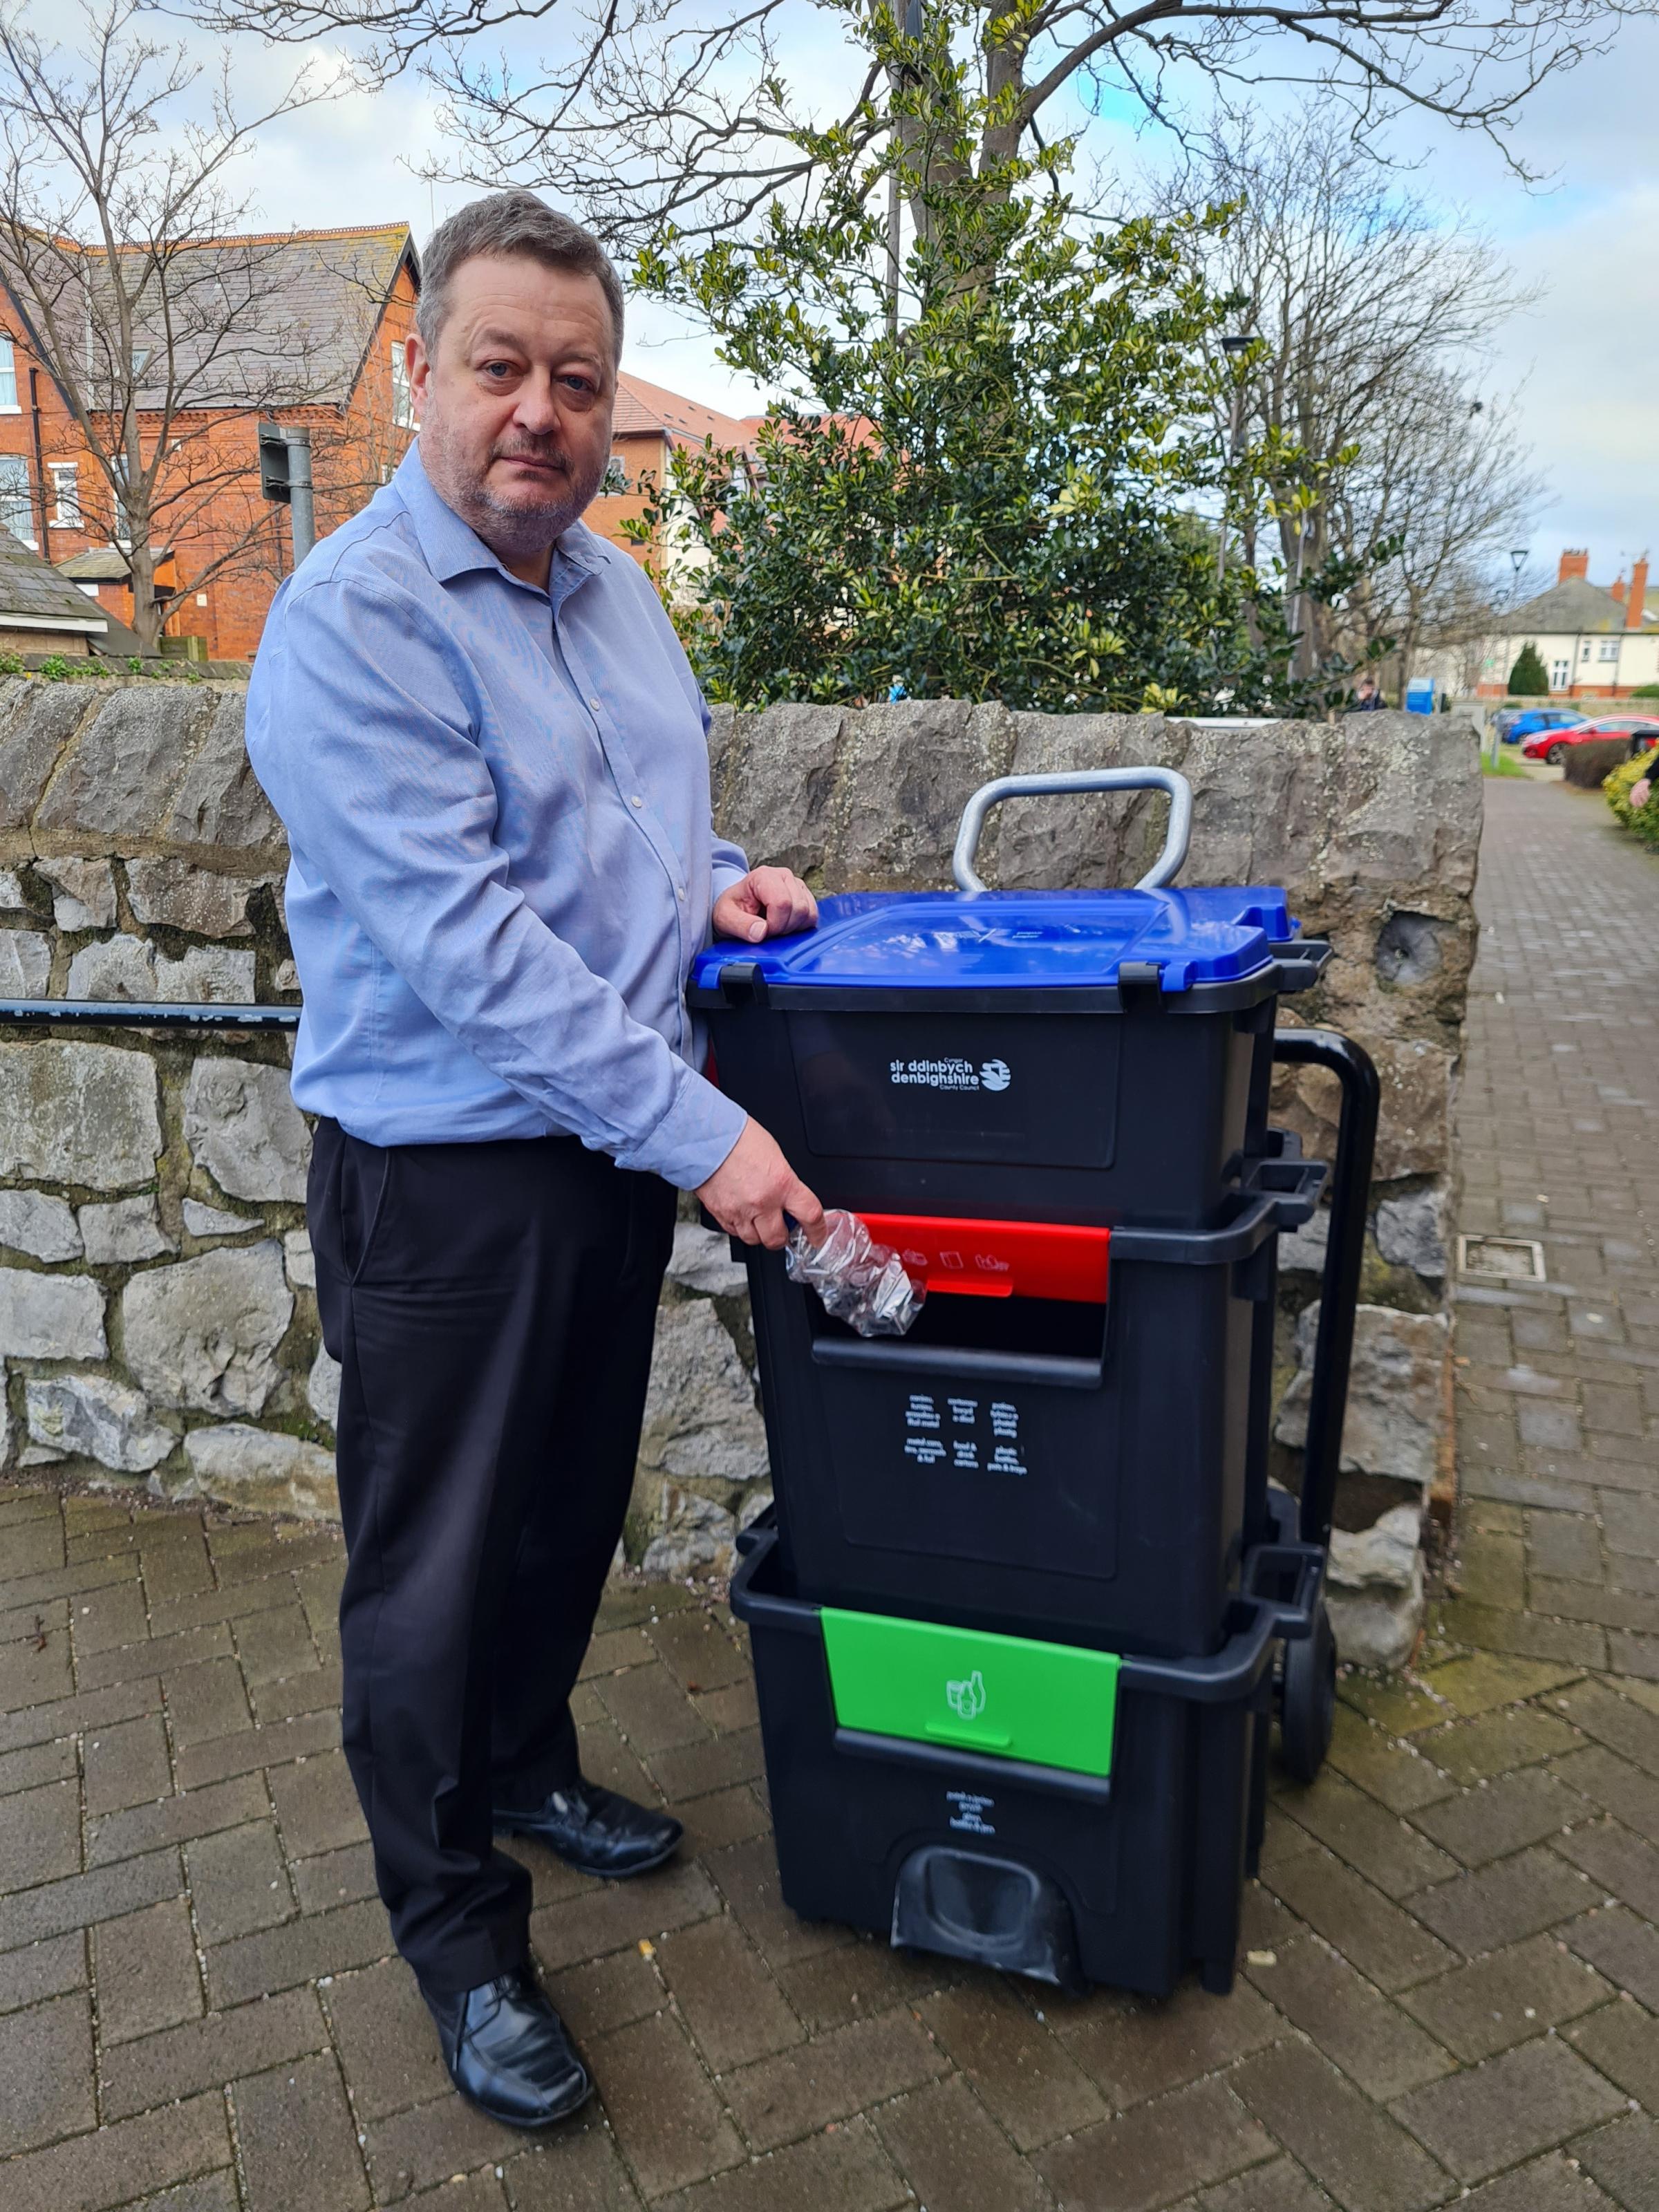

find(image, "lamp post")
[1215,334,1249,588]
[1490,547,1529,759]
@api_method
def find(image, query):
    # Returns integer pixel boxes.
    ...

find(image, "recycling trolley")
[691,769,1378,1997]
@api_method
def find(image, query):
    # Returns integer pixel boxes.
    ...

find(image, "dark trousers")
[309,1119,676,1991]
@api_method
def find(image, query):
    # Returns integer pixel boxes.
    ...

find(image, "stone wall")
[0,679,1481,1667]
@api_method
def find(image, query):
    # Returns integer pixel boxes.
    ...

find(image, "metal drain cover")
[1458,1234,1546,1282]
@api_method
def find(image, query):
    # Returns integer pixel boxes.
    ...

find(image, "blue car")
[1497,707,1586,745]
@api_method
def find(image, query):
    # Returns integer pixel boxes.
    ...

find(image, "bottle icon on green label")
[946,1669,986,1722]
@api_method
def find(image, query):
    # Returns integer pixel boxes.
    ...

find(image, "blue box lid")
[693,886,1295,994]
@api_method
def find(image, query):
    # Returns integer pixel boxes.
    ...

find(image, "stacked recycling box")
[691,837,1358,1998]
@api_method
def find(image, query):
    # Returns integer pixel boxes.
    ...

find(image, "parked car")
[1498,707,1586,744]
[1521,717,1659,765]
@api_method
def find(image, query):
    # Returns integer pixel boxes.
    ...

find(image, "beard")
[421,416,606,563]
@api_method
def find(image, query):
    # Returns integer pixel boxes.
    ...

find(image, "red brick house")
[3,233,764,658]
[0,223,420,662]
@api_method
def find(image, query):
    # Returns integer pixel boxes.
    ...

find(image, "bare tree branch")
[179,0,1653,251]
[0,0,345,648]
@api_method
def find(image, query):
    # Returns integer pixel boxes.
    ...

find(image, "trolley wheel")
[1279,1600,1336,1784]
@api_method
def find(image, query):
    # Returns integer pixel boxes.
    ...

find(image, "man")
[245,191,824,2131]
[1351,672,1385,711]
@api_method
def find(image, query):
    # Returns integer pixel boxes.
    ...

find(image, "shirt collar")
[393,441,608,595]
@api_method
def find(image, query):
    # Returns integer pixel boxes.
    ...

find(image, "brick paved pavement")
[3,771,1659,2211]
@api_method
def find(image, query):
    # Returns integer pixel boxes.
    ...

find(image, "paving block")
[94,1897,203,2043]
[1565,1904,1659,2009]
[1424,1705,1580,1786]
[84,1713,172,1817]
[1279,1774,1457,1898]
[1242,1934,1452,2099]
[100,1986,330,2121]
[655,1913,803,2073]
[1409,1769,1592,1868]
[1327,1707,1454,1814]
[650,2113,906,2212]
[1552,1746,1659,1841]
[590,2009,744,2197]
[499,2116,645,2210]
[527,1859,720,1974]
[321,1957,451,2123]
[268,1750,365,1860]
[1408,1844,1599,1957]
[1456,2152,1623,2209]
[1571,2113,1659,2212]
[206,1897,392,2009]
[722,2007,948,2155]
[1400,1932,1612,2062]
[1554,1814,1659,1920]
[1038,2074,1277,2212]
[1417,1652,1585,1718]
[88,1772,268,1869]
[0,1987,94,2156]
[1266,1850,1457,1991]
[872,2076,1049,2212]
[1056,1975,1280,2112]
[0,1776,82,1891]
[363,2091,524,2202]
[777,1938,955,2036]
[1390,2034,1625,2184]
[232,2050,371,2212]
[1567,1994,1659,2110]
[0,1845,181,1951]
[186,1819,294,1944]
[0,2089,230,2212]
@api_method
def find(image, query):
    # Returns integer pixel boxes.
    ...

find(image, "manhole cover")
[1458,1235,1546,1282]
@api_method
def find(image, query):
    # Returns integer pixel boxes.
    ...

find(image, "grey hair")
[415,191,624,368]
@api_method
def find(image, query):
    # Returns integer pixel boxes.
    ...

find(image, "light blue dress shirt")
[245,443,751,1190]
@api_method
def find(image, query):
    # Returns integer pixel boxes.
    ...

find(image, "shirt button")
[677,886,686,901]
[630,794,644,809]
[590,697,602,711]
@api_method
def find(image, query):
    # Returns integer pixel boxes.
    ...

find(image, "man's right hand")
[696,1118,825,1250]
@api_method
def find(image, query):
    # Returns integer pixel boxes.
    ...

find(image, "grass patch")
[1481,748,1530,778]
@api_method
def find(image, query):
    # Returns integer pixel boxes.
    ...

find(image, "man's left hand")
[712,867,818,944]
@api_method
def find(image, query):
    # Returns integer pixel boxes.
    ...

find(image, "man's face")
[407,253,617,577]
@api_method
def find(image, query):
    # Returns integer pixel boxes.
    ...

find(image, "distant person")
[1351,673,1385,712]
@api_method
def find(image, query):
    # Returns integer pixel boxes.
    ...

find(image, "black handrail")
[0,1000,299,1033]
[1271,1028,1380,1550]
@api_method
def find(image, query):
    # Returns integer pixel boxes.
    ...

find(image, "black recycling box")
[737,1150,1320,1657]
[690,884,1329,1232]
[730,1506,1325,1998]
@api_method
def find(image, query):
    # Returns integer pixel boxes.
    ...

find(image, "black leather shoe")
[494,1777,684,1880]
[421,1965,592,2129]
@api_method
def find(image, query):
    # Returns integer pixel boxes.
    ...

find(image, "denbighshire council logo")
[888,1056,1013,1091]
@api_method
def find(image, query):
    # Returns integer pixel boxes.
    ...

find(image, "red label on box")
[859,1212,1110,1303]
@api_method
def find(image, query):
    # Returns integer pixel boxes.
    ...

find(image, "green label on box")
[820,1606,1120,1777]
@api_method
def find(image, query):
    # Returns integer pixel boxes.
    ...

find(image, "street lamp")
[1216,334,1250,588]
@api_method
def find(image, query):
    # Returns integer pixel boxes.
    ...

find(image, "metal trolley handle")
[951,768,1194,894]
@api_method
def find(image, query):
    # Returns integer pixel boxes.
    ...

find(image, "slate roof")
[613,371,760,451]
[1501,576,1658,634]
[8,225,416,414]
[0,523,107,632]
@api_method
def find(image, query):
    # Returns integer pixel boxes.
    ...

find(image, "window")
[0,335,17,411]
[1597,639,1620,663]
[391,343,415,429]
[1550,657,1571,691]
[0,455,32,541]
[49,464,80,527]
[1580,641,1592,661]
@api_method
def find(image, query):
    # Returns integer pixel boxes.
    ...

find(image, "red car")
[1522,716,1659,765]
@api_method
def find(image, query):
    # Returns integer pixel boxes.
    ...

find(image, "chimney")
[1628,557,1648,631]
[1611,576,1627,604]
[1559,549,1590,583]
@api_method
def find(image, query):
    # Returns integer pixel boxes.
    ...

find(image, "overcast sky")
[232,9,1658,585]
